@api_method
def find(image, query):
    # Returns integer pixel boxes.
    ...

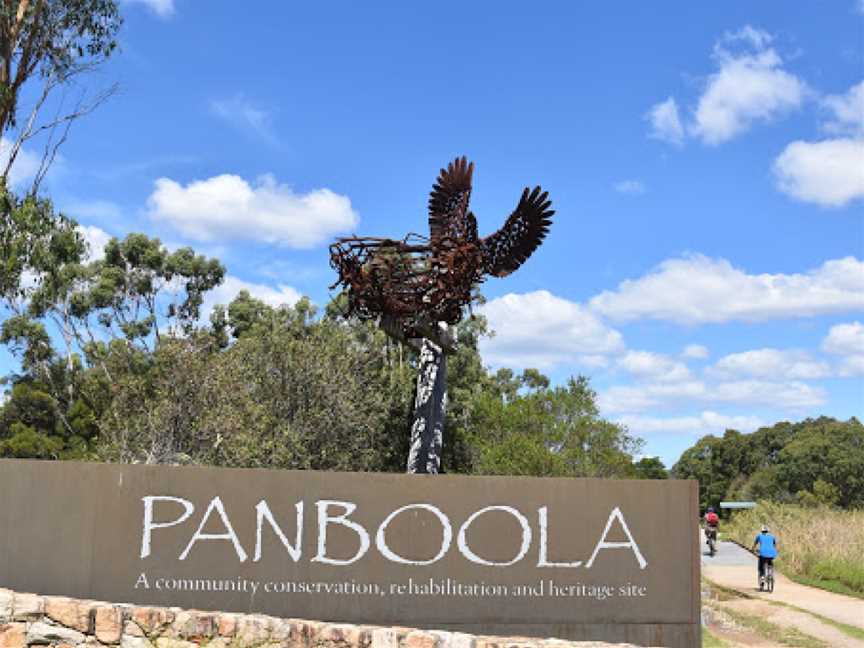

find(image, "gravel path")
[702,540,864,643]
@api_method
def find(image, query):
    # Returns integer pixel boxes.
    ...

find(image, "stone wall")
[0,589,651,648]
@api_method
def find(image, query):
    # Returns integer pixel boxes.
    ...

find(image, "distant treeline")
[672,417,864,511]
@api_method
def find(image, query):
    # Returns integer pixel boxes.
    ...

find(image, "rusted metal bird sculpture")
[329,156,553,475]
[329,156,553,346]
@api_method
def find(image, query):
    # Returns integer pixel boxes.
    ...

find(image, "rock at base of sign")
[26,621,86,645]
[0,588,659,648]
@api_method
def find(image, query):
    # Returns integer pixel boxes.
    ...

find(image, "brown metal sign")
[0,460,700,647]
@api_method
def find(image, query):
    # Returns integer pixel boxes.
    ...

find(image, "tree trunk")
[406,336,447,474]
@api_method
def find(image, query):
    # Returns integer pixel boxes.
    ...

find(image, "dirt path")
[702,541,864,630]
[718,598,864,648]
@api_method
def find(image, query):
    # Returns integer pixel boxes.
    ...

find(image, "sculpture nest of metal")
[329,156,553,343]
[329,233,479,339]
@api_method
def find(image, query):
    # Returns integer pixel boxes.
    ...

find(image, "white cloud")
[822,321,864,376]
[577,355,611,369]
[773,81,864,208]
[690,27,806,144]
[821,81,864,137]
[616,411,765,437]
[599,378,825,414]
[478,290,624,369]
[646,97,684,145]
[648,26,806,146]
[122,0,175,18]
[712,380,826,408]
[202,275,303,321]
[599,380,708,413]
[147,173,358,248]
[837,355,864,377]
[211,95,275,142]
[78,225,112,261]
[682,344,710,360]
[773,138,864,208]
[590,255,864,325]
[822,321,864,355]
[707,348,831,380]
[614,179,646,195]
[617,350,692,382]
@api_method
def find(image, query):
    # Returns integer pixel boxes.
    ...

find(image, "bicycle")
[752,526,778,594]
[759,560,775,593]
[706,528,717,557]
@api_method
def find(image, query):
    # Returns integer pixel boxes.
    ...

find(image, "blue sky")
[1,0,862,467]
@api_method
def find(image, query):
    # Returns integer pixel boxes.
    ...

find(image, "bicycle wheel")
[768,567,774,593]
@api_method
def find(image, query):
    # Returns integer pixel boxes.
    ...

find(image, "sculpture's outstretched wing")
[481,186,553,277]
[428,156,476,245]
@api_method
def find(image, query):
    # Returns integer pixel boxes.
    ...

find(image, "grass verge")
[719,605,829,648]
[788,572,864,600]
[701,628,730,648]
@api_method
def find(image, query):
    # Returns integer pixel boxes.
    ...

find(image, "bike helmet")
[761,524,769,532]
[707,506,715,513]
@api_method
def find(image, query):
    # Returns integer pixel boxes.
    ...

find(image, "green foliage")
[633,456,668,479]
[1,382,58,432]
[0,381,92,459]
[811,480,841,506]
[0,0,122,135]
[2,263,638,478]
[79,233,225,343]
[226,289,270,338]
[1,189,228,463]
[673,417,864,511]
[94,299,415,469]
[0,191,85,305]
[462,375,642,478]
[0,422,63,458]
[797,480,841,508]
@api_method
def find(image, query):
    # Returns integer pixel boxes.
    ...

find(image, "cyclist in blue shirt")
[751,525,778,587]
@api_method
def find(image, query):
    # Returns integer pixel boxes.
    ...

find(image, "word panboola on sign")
[140,496,647,569]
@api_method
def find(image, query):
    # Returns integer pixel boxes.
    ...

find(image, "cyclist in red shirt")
[704,506,719,551]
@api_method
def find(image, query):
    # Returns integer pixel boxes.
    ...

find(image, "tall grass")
[724,501,864,598]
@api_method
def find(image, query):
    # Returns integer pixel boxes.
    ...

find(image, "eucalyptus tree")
[0,0,122,190]
[1,218,225,459]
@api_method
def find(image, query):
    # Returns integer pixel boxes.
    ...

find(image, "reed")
[725,501,864,597]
